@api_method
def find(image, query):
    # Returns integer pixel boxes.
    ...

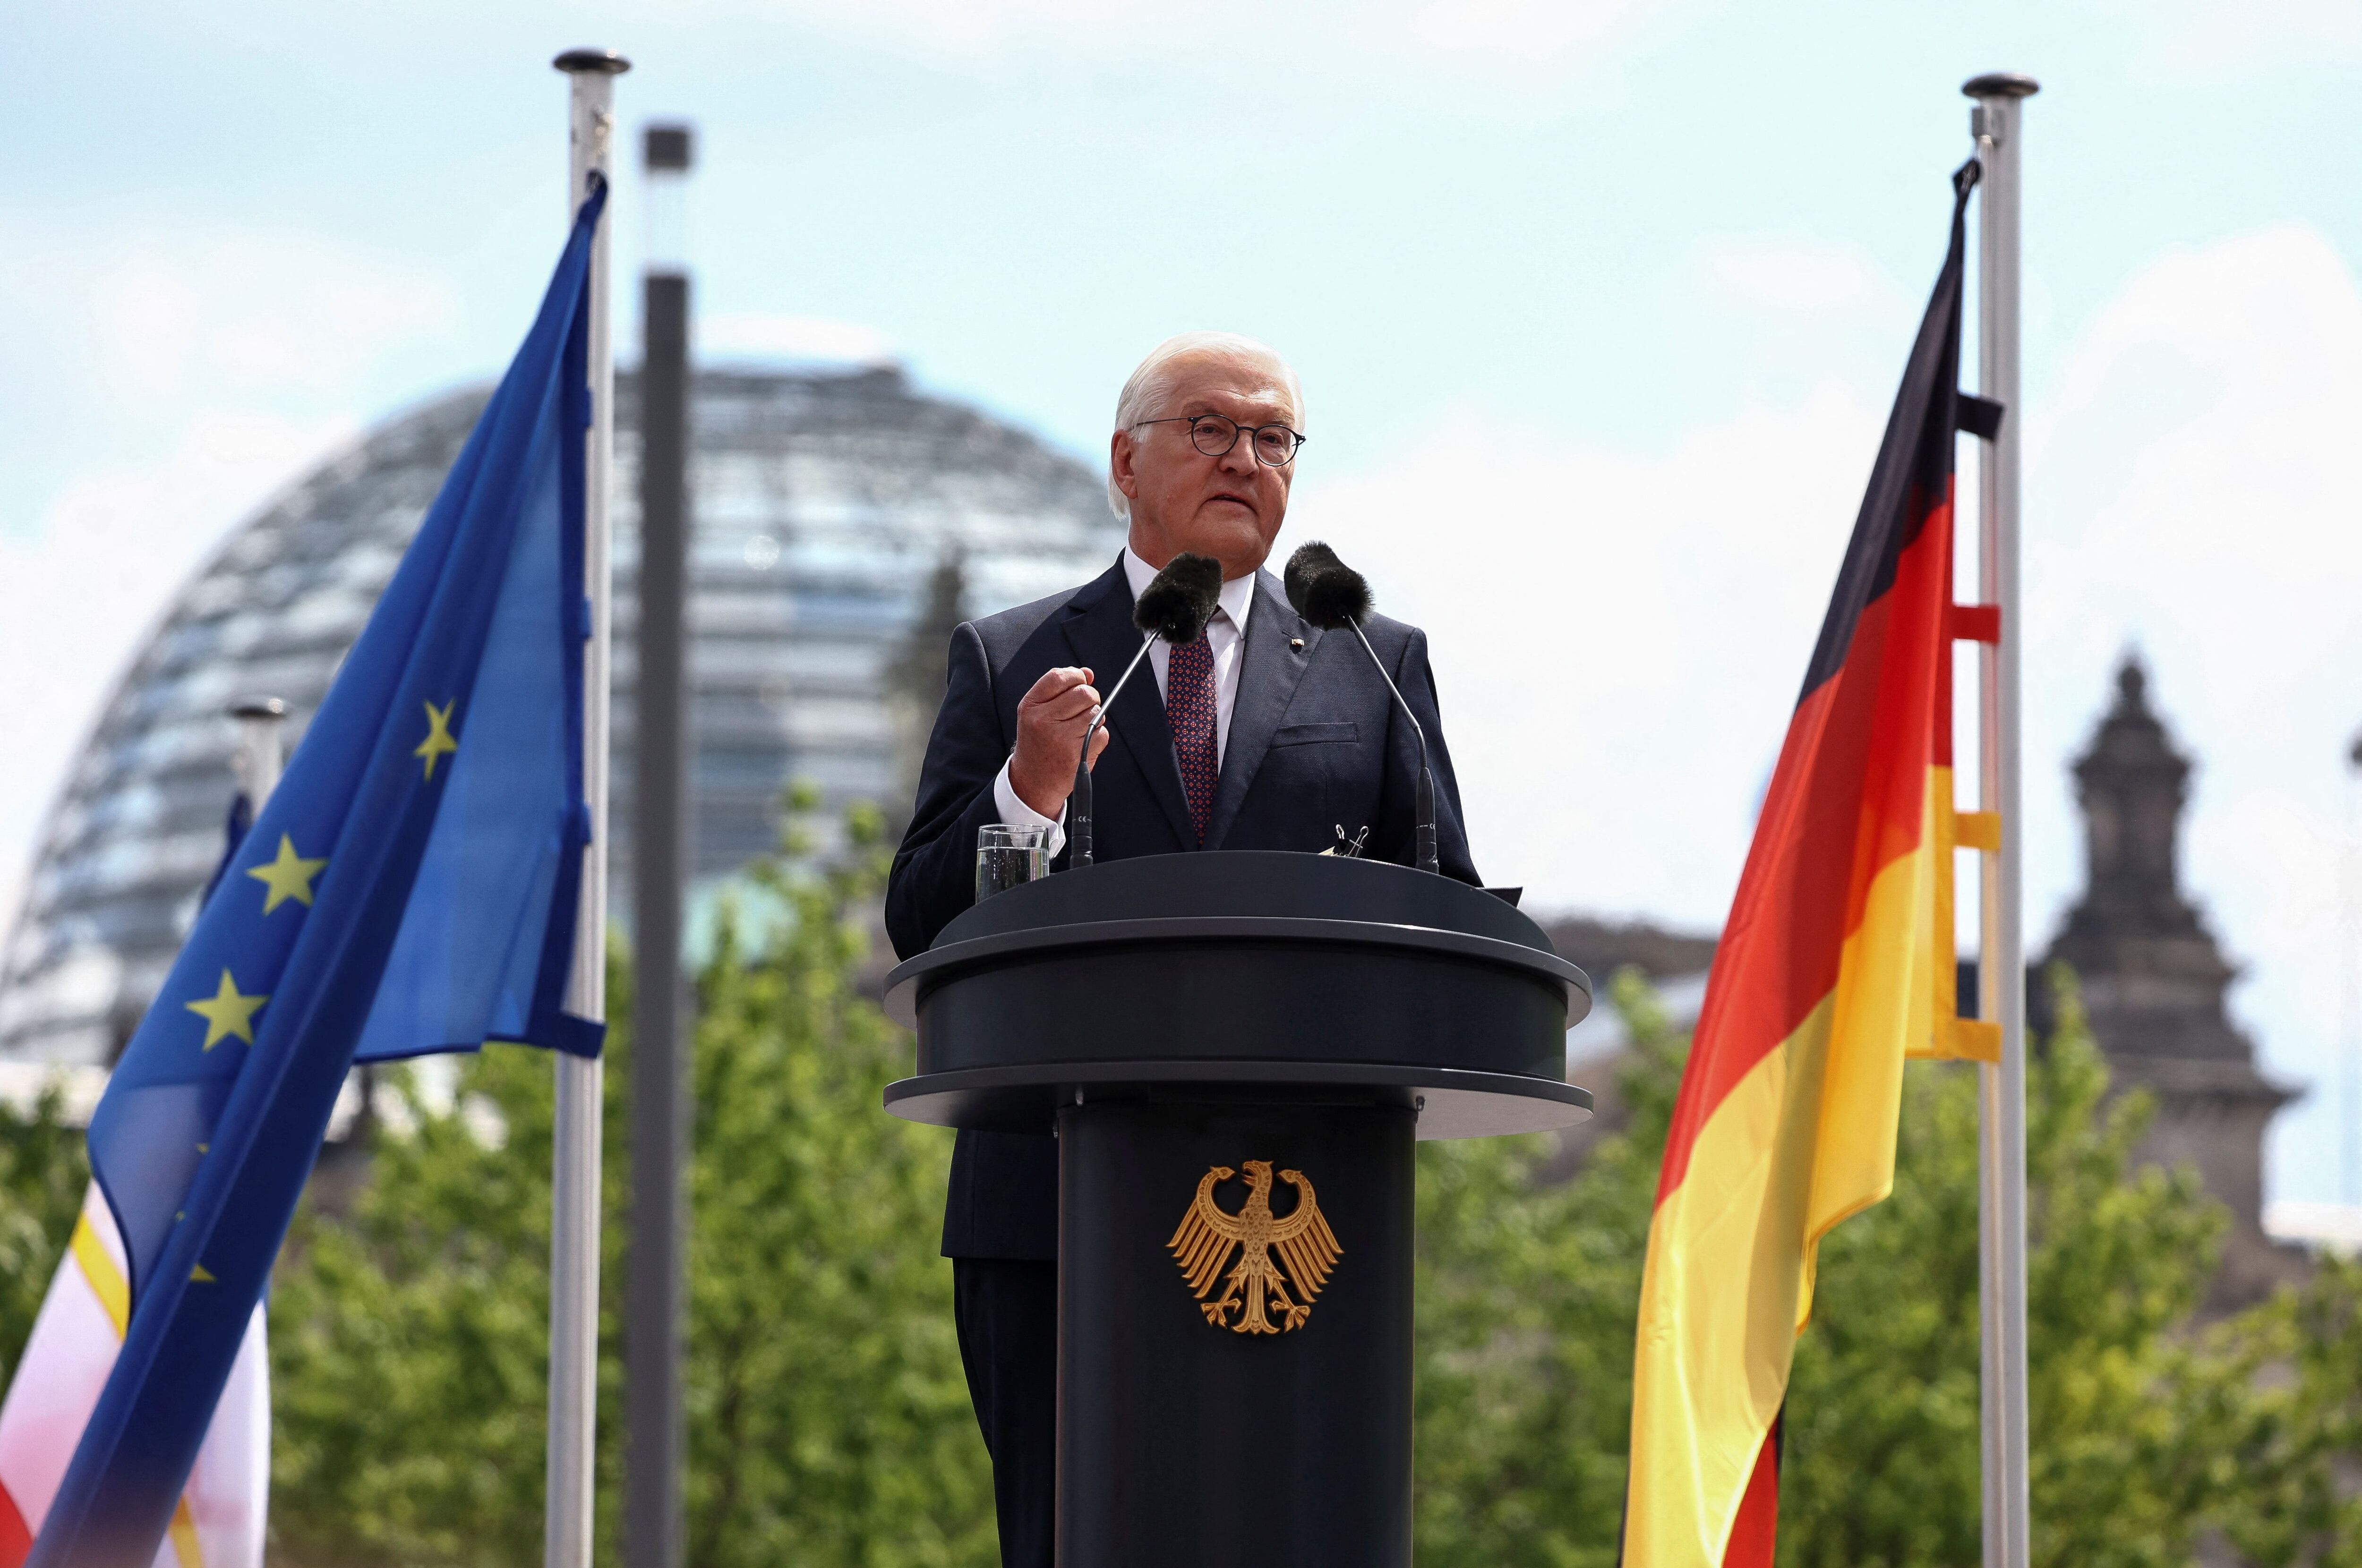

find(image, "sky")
[2,0,2358,1204]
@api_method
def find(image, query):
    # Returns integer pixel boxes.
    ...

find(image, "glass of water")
[976,823,1048,902]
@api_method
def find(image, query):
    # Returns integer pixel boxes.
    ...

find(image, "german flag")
[1624,160,1999,1567]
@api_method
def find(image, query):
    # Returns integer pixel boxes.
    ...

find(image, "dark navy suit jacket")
[885,555,1479,1260]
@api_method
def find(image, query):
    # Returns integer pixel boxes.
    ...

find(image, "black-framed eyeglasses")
[1132,413,1306,467]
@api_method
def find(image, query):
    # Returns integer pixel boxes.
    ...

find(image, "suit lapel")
[1061,561,1195,850]
[1205,571,1319,850]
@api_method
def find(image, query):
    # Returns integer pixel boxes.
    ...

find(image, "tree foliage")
[0,1082,89,1377]
[1409,974,1680,1567]
[1410,973,2362,1568]
[265,802,992,1567]
[1780,985,2238,1568]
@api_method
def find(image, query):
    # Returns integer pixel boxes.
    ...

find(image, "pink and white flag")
[0,1185,266,1568]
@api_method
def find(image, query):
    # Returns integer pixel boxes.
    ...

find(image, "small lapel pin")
[1289,637,1305,651]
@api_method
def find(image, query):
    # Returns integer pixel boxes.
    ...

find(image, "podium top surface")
[881,854,1596,1140]
[886,852,1589,1029]
[939,850,1555,947]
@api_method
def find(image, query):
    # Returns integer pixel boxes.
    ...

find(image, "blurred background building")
[0,363,1122,1065]
[2038,658,2306,1307]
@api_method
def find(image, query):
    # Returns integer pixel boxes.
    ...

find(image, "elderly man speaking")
[886,331,1479,1566]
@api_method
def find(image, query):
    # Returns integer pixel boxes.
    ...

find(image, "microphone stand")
[1346,621,1439,875]
[1068,631,1159,869]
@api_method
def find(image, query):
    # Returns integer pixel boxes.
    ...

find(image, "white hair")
[1107,331,1305,521]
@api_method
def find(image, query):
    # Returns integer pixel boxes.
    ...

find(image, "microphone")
[1283,541,1440,875]
[1069,553,1223,868]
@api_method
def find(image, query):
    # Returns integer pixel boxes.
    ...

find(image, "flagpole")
[230,693,286,1547]
[550,46,628,1568]
[230,697,288,805]
[627,119,694,1568]
[2342,729,2362,1210]
[1966,69,2037,1568]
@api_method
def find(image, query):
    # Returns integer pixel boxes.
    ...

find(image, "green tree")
[679,807,990,1567]
[267,803,993,1567]
[1409,973,2362,1568]
[1410,973,1682,1568]
[269,1016,613,1566]
[2226,1253,2362,1567]
[0,1081,90,1378]
[1780,984,2242,1568]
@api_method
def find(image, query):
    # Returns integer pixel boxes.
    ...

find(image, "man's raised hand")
[1010,665,1113,818]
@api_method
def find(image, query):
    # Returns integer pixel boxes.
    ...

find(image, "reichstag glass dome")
[0,366,1122,1063]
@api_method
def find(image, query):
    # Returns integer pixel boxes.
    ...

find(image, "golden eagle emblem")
[1166,1160,1342,1334]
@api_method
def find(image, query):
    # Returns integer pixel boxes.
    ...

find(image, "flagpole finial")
[1962,72,2040,99]
[553,48,632,75]
[229,697,289,804]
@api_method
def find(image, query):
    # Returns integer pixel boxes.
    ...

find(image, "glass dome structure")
[0,365,1122,1064]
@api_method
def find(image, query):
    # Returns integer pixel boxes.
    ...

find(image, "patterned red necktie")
[1166,628,1219,846]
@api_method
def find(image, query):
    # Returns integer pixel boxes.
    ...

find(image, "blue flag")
[29,179,610,1568]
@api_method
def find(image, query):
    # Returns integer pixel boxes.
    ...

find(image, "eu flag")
[28,179,611,1568]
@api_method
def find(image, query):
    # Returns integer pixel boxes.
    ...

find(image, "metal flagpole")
[230,696,289,807]
[2343,730,2362,1209]
[627,120,694,1568]
[1966,69,2037,1568]
[550,45,629,1568]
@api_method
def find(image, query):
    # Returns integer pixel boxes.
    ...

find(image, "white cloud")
[1687,232,1923,404]
[700,313,901,368]
[1292,387,1885,924]
[1280,231,1917,918]
[2118,0,2362,72]
[2018,224,2362,1203]
[0,216,437,944]
[80,232,453,408]
[0,414,357,930]
[1370,0,1698,88]
[769,0,1695,92]
[1694,233,1915,319]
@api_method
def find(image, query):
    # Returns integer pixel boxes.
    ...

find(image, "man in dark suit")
[885,331,1479,1567]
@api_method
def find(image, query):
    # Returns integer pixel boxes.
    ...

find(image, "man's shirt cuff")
[992,757,1068,859]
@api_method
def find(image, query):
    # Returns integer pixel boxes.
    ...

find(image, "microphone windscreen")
[1282,541,1372,631]
[1133,552,1224,643]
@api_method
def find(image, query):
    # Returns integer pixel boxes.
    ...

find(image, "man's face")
[1110,351,1299,580]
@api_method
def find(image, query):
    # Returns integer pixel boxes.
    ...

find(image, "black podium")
[883,852,1592,1568]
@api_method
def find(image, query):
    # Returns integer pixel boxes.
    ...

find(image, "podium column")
[1057,1097,1415,1568]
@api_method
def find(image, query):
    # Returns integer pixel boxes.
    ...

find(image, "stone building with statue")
[2036,658,2304,1308]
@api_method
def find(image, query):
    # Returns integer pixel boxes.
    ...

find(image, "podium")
[883,852,1592,1567]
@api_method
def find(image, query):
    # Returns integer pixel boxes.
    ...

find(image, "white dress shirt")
[992,548,1258,856]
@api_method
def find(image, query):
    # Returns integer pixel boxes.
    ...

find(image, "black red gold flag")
[1625,159,1998,1568]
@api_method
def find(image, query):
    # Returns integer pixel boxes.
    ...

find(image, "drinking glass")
[976,823,1048,901]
